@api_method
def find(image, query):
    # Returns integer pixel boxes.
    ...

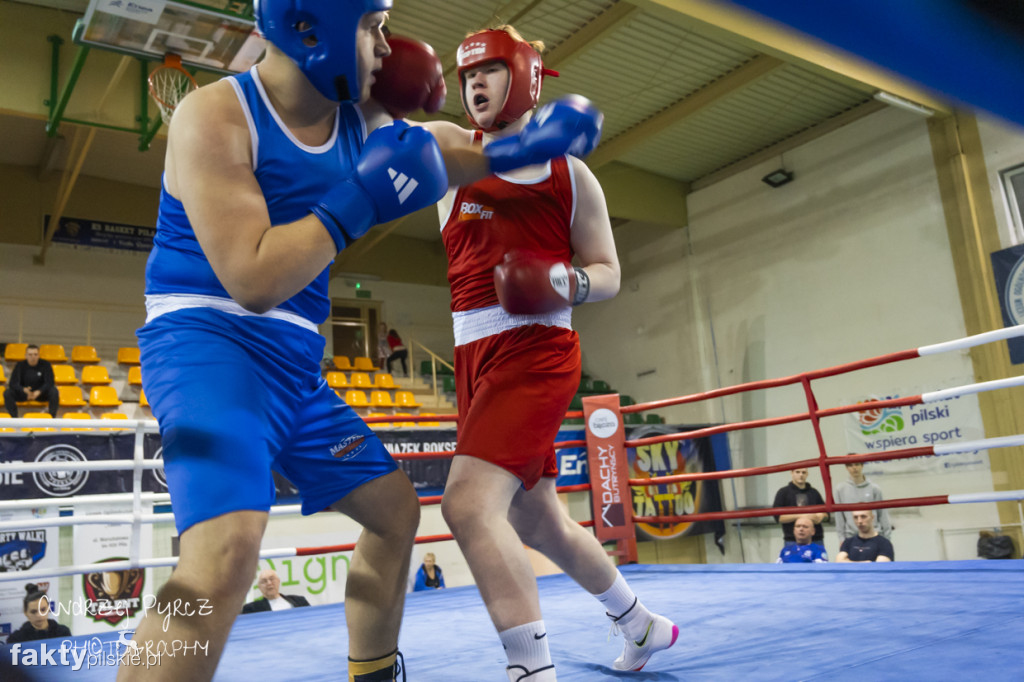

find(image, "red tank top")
[442,135,576,313]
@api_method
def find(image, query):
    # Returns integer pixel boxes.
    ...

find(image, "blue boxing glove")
[312,120,448,252]
[485,95,603,173]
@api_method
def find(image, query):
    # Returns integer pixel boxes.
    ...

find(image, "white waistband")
[452,305,572,346]
[145,294,319,333]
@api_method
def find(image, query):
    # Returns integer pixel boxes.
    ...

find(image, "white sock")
[499,620,555,679]
[595,571,653,637]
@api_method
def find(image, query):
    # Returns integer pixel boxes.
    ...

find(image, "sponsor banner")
[44,215,156,253]
[846,392,990,475]
[628,427,728,547]
[71,503,154,635]
[582,396,635,543]
[0,507,61,644]
[990,244,1024,364]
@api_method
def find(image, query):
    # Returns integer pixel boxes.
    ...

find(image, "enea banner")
[845,391,990,475]
[990,244,1024,364]
[44,215,155,253]
[0,507,61,644]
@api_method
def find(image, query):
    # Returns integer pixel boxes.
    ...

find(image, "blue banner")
[989,244,1024,364]
[44,215,155,253]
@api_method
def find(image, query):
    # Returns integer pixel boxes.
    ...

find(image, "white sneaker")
[611,613,678,671]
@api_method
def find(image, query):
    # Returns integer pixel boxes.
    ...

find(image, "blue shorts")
[137,308,397,535]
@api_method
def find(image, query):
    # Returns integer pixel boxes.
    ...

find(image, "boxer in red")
[432,26,678,682]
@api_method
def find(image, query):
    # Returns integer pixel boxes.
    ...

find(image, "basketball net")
[148,54,198,126]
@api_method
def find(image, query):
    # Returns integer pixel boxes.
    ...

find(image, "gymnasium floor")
[12,561,1024,681]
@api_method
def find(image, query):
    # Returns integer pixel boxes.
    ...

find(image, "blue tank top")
[144,66,365,325]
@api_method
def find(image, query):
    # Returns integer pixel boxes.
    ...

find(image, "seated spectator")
[776,515,828,563]
[6,583,71,643]
[413,552,445,591]
[837,510,894,562]
[835,458,892,542]
[773,468,829,545]
[241,569,310,613]
[3,345,59,418]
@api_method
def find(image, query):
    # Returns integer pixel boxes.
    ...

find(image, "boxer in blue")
[119,2,603,680]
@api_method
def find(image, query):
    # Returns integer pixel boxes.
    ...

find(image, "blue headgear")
[254,0,392,102]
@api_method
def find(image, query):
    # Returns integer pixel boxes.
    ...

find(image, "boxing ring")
[2,325,1023,680]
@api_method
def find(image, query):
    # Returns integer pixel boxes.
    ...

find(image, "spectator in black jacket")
[6,583,71,643]
[241,569,310,613]
[773,467,829,544]
[3,345,59,418]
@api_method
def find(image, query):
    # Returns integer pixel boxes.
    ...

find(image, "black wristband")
[572,267,590,305]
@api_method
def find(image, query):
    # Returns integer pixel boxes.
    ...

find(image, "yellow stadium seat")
[127,366,143,386]
[89,386,122,408]
[333,356,353,371]
[81,365,112,385]
[21,412,55,432]
[326,371,349,389]
[374,373,398,389]
[140,389,150,407]
[61,412,93,431]
[53,364,78,384]
[5,343,27,363]
[71,345,101,363]
[419,412,441,427]
[394,390,421,409]
[0,411,13,432]
[58,385,88,408]
[39,344,67,362]
[393,412,416,427]
[365,411,391,428]
[370,390,395,409]
[100,412,131,431]
[117,347,141,365]
[353,356,377,372]
[0,365,6,384]
[343,390,369,408]
[350,372,372,389]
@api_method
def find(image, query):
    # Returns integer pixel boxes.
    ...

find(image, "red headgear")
[456,29,559,132]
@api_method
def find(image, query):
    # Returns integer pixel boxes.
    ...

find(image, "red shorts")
[454,325,581,489]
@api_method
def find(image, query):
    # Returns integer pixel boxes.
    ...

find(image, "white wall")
[977,113,1024,248]
[578,107,1012,562]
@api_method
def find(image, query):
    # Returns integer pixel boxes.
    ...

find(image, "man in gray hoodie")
[835,459,892,542]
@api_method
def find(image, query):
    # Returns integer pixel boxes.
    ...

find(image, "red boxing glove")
[494,250,591,314]
[370,34,447,118]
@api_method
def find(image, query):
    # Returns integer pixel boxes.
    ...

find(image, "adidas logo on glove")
[388,168,420,205]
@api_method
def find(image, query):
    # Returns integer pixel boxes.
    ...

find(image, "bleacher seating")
[393,412,416,427]
[333,356,354,371]
[0,413,13,433]
[419,413,441,427]
[117,347,141,365]
[326,372,349,389]
[58,385,88,408]
[350,372,372,389]
[395,391,421,409]
[0,365,6,384]
[370,390,395,409]
[140,390,149,407]
[21,412,54,432]
[89,386,122,408]
[127,366,143,386]
[374,373,398,389]
[100,413,131,431]
[71,346,101,363]
[82,365,112,385]
[353,356,377,372]
[343,390,369,408]
[61,412,93,431]
[39,344,67,362]
[366,412,390,428]
[4,343,27,363]
[53,364,78,384]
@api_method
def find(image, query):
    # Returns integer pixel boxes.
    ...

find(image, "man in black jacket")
[4,345,59,418]
[241,569,310,613]
[773,467,829,544]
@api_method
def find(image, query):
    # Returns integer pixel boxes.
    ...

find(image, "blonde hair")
[466,25,545,55]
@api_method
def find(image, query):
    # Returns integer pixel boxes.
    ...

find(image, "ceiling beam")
[631,0,952,115]
[542,2,640,69]
[587,54,784,169]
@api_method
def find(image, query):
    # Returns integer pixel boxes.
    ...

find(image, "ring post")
[582,394,638,563]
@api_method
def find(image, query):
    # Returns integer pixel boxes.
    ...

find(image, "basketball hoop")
[148,54,198,126]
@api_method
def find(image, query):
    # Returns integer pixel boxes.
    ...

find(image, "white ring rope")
[917,322,1024,356]
[921,374,1024,402]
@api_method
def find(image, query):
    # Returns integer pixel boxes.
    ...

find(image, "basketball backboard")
[73,0,265,74]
